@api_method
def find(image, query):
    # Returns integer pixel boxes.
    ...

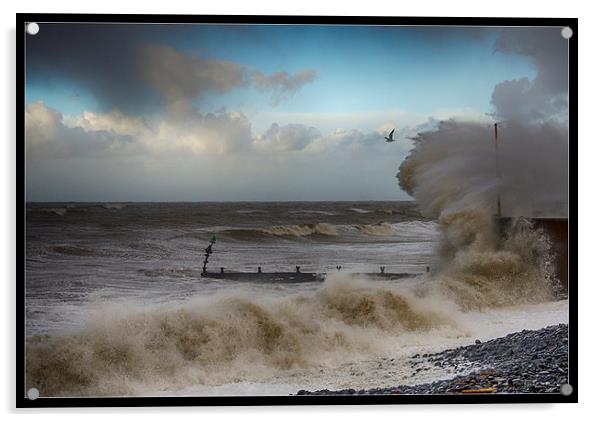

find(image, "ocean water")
[24,201,567,397]
[25,201,435,335]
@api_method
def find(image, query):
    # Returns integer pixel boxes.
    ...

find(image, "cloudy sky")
[25,24,563,202]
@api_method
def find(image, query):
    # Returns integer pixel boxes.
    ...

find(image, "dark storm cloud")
[140,45,317,109]
[26,24,317,113]
[139,44,247,105]
[25,24,192,113]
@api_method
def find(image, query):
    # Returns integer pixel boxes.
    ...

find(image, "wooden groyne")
[201,271,418,283]
[199,238,421,283]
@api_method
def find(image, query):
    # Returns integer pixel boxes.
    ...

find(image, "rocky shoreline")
[297,324,569,395]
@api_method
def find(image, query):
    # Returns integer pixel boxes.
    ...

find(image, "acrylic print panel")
[18,15,576,407]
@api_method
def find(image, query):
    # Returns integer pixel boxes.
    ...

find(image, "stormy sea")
[25,201,568,397]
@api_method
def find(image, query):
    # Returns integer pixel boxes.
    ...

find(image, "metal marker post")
[202,235,217,275]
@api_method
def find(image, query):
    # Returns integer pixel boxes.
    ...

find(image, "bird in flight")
[384,128,396,143]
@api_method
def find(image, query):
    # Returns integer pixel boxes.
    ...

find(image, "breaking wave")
[26,210,556,398]
[217,222,428,241]
[262,223,339,237]
[423,210,558,310]
[216,224,338,241]
[395,118,563,310]
[26,274,457,397]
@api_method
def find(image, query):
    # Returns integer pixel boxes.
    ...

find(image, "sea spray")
[396,118,563,310]
[26,274,460,397]
[426,211,556,310]
[397,120,568,219]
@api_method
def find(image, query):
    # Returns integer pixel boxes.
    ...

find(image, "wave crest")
[218,224,340,240]
[26,275,452,397]
[262,223,338,237]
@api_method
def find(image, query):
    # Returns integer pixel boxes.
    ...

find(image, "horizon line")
[25,199,416,204]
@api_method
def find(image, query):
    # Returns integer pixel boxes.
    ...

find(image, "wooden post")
[494,123,502,217]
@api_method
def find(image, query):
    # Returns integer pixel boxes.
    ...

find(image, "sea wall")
[495,217,568,291]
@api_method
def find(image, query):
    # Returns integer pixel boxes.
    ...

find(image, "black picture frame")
[16,13,578,407]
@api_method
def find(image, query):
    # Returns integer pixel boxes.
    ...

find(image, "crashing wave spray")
[396,121,566,311]
[26,275,460,396]
[398,120,568,219]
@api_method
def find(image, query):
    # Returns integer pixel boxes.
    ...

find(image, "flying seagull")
[384,128,396,143]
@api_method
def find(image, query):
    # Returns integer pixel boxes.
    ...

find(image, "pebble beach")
[298,324,569,395]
